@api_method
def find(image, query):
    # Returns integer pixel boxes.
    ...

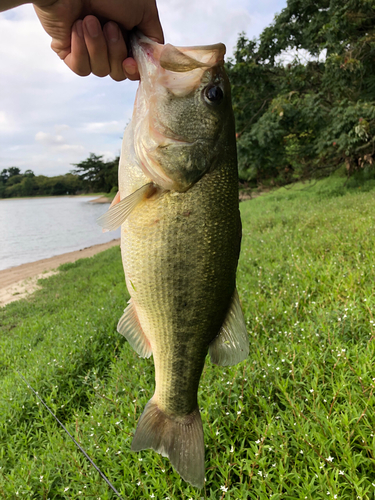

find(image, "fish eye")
[203,85,224,105]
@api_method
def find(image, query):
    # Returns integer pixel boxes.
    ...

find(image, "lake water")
[0,197,120,271]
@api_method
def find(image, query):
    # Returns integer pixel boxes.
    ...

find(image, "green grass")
[0,175,374,499]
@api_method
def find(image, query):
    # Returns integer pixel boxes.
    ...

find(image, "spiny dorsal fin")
[209,288,249,366]
[97,183,156,231]
[117,300,152,358]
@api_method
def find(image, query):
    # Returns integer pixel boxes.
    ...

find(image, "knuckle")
[111,74,127,82]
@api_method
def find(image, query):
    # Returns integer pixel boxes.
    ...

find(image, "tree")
[0,168,83,198]
[71,153,119,193]
[227,0,375,184]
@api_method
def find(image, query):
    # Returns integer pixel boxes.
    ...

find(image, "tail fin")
[131,398,205,488]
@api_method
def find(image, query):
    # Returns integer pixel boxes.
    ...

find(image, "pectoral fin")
[109,190,121,208]
[97,183,156,231]
[209,288,249,366]
[117,299,152,358]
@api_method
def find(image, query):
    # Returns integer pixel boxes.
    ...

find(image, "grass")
[0,174,374,499]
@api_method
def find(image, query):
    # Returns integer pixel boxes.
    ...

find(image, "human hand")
[32,0,163,81]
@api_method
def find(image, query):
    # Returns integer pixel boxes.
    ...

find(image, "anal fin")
[97,183,156,231]
[117,300,152,358]
[209,288,249,366]
[132,398,205,488]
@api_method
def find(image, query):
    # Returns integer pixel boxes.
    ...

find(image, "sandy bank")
[88,196,112,204]
[0,239,120,307]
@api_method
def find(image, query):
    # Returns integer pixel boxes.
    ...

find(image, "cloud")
[35,132,64,145]
[0,110,15,132]
[83,121,124,134]
[35,130,85,155]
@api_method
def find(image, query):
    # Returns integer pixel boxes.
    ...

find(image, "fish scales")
[97,32,249,488]
[121,160,240,416]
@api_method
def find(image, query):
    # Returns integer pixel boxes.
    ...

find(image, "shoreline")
[0,194,112,202]
[0,239,120,307]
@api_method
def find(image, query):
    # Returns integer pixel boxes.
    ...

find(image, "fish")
[97,32,249,488]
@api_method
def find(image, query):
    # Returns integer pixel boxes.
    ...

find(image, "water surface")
[0,197,120,271]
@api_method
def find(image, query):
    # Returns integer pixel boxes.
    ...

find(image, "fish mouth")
[131,31,226,98]
[131,31,226,73]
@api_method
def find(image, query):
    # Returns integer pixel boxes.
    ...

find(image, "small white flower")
[255,439,260,444]
[230,445,234,453]
[150,495,155,499]
[137,481,141,486]
[300,450,303,454]
[339,470,344,475]
[220,485,228,492]
[64,487,69,492]
[258,471,263,476]
[326,456,334,462]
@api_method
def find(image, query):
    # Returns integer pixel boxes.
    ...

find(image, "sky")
[0,0,287,177]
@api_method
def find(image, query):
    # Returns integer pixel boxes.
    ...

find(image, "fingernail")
[106,22,119,43]
[85,17,99,38]
[76,20,83,38]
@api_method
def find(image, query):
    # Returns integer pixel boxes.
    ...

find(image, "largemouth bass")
[98,32,248,488]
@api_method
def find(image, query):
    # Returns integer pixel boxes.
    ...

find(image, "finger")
[33,4,72,60]
[103,22,128,82]
[123,57,140,81]
[63,20,91,77]
[137,0,164,44]
[82,15,110,78]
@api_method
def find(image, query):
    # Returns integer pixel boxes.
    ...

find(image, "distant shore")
[0,194,112,202]
[0,238,120,307]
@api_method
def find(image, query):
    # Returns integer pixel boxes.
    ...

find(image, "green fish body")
[98,32,248,488]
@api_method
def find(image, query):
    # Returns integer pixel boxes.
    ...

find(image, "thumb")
[33,4,78,60]
[136,2,164,44]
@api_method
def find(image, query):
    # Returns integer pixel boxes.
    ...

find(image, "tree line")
[226,0,375,185]
[0,154,119,198]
